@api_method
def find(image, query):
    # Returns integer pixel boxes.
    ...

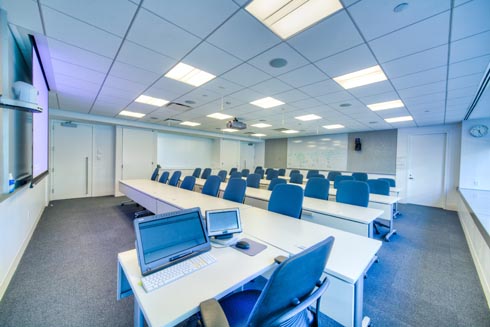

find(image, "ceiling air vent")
[165,102,192,111]
[163,118,182,123]
[273,128,289,132]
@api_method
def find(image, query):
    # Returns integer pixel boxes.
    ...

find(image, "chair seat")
[220,290,261,327]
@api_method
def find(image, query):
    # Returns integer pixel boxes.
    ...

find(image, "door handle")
[85,157,89,195]
[409,175,414,180]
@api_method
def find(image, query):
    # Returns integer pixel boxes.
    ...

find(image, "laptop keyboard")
[141,252,216,293]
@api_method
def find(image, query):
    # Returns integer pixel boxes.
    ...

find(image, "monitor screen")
[206,208,242,237]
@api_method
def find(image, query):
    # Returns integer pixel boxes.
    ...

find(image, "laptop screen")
[134,207,210,275]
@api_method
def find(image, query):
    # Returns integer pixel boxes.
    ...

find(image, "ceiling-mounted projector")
[226,118,247,130]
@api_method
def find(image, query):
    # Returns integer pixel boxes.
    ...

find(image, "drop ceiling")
[2,0,489,139]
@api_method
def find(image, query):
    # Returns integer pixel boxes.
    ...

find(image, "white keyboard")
[141,252,216,293]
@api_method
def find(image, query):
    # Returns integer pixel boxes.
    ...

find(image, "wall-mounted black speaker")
[355,138,362,151]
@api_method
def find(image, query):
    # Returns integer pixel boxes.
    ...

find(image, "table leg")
[134,300,144,327]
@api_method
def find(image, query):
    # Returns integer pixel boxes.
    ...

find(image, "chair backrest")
[336,181,369,207]
[367,179,390,195]
[247,236,335,326]
[268,178,287,191]
[378,178,395,187]
[229,168,238,176]
[223,178,247,203]
[230,171,242,179]
[289,169,300,177]
[327,171,341,181]
[201,175,221,197]
[158,171,169,184]
[246,173,261,188]
[201,168,212,179]
[334,175,354,189]
[241,169,250,177]
[255,169,264,179]
[180,176,196,191]
[268,184,304,219]
[266,169,279,180]
[278,168,286,176]
[309,174,325,179]
[168,171,181,187]
[217,170,227,182]
[306,170,319,179]
[265,168,273,175]
[192,168,202,178]
[352,172,368,182]
[254,166,263,173]
[289,173,304,185]
[304,177,329,200]
[150,167,159,181]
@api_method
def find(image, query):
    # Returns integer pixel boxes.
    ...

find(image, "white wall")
[460,118,490,190]
[397,124,461,210]
[240,142,255,170]
[0,178,47,300]
[254,142,265,168]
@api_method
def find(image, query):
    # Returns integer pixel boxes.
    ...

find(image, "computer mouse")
[235,240,250,249]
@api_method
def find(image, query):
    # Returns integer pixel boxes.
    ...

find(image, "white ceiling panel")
[207,10,280,61]
[248,43,309,76]
[348,0,450,41]
[103,75,147,94]
[2,0,44,34]
[447,86,478,100]
[42,6,122,58]
[249,78,293,95]
[446,96,473,107]
[316,44,377,78]
[174,88,221,107]
[141,0,238,38]
[90,102,121,117]
[201,77,243,96]
[469,85,490,119]
[57,93,95,113]
[55,75,101,94]
[348,81,395,98]
[450,31,490,64]
[221,63,271,87]
[358,91,401,105]
[117,40,176,74]
[289,98,323,109]
[391,66,447,89]
[125,102,163,115]
[397,81,446,99]
[317,91,356,105]
[451,0,490,41]
[277,64,327,88]
[403,92,446,106]
[369,11,450,63]
[51,59,107,85]
[273,89,310,103]
[228,88,265,103]
[95,94,132,108]
[151,77,195,99]
[110,61,160,85]
[98,85,139,102]
[299,79,343,97]
[449,55,490,79]
[40,0,137,37]
[288,10,363,62]
[448,72,484,90]
[127,8,201,60]
[184,41,241,76]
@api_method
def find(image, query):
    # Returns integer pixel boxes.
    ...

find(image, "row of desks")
[118,179,382,327]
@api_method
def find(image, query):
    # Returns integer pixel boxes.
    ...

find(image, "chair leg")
[374,222,380,234]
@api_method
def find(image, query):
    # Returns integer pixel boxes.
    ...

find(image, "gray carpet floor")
[0,196,489,327]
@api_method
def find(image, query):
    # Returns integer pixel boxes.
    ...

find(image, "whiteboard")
[287,134,348,170]
[157,133,213,168]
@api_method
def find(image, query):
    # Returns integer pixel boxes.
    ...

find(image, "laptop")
[134,207,211,276]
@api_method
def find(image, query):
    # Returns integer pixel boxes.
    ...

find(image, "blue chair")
[378,178,396,187]
[201,168,212,179]
[255,169,265,179]
[289,169,300,177]
[334,175,354,189]
[150,166,160,181]
[168,171,181,186]
[254,166,263,173]
[230,171,242,179]
[265,168,273,176]
[158,171,169,184]
[268,184,304,219]
[266,169,279,180]
[352,172,368,182]
[229,168,238,176]
[278,168,286,176]
[241,169,250,177]
[192,168,201,178]
[367,179,390,195]
[336,181,369,207]
[305,177,329,200]
[199,236,335,327]
[306,170,319,179]
[290,173,304,185]
[180,176,196,191]
[309,174,325,179]
[217,170,227,182]
[268,178,287,191]
[327,171,341,182]
[246,173,261,188]
[202,175,221,197]
[223,178,247,203]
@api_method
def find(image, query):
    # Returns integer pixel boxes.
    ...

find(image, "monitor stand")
[211,234,237,246]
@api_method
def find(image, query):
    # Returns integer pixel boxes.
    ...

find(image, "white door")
[51,121,93,200]
[407,133,447,207]
[122,128,155,179]
[220,139,240,171]
[240,142,255,170]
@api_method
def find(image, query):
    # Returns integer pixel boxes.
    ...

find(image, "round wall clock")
[469,124,488,138]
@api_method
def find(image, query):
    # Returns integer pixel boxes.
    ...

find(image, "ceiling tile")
[228,88,265,103]
[299,79,343,97]
[248,43,309,76]
[451,0,490,41]
[117,40,176,73]
[316,44,377,78]
[369,11,450,63]
[358,91,401,105]
[127,8,201,60]
[288,10,363,62]
[447,86,478,100]
[221,63,271,87]
[184,41,242,76]
[110,61,160,85]
[450,30,490,64]
[289,98,323,109]
[55,74,101,93]
[51,59,107,85]
[348,0,450,41]
[449,55,490,79]
[141,0,238,38]
[2,0,44,33]
[277,64,327,88]
[391,66,447,89]
[91,102,121,117]
[207,10,280,61]
[201,77,244,96]
[103,75,147,94]
[397,81,446,99]
[447,72,484,90]
[382,45,448,78]
[42,6,122,57]
[273,89,310,103]
[57,93,95,113]
[348,80,395,98]
[174,88,222,107]
[249,78,293,95]
[316,91,356,104]
[150,77,195,100]
[98,85,139,102]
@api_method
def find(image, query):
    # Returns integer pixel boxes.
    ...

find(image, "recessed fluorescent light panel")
[207,112,233,120]
[252,133,267,137]
[367,100,404,111]
[250,97,284,109]
[333,65,387,89]
[180,121,201,127]
[251,123,272,128]
[246,0,343,40]
[135,95,169,107]
[165,62,216,87]
[282,129,299,134]
[323,124,344,129]
[385,116,413,123]
[221,128,238,132]
[295,114,322,121]
[119,110,145,118]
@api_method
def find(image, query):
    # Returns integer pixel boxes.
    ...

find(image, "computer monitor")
[205,208,242,240]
